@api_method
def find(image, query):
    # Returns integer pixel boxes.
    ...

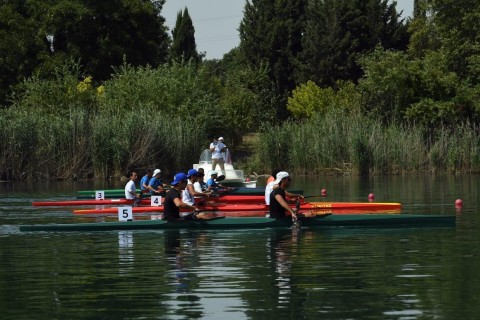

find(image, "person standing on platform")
[210,136,227,175]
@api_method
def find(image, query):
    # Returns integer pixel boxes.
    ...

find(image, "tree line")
[1,0,480,179]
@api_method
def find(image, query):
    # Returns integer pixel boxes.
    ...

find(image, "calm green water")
[0,175,479,320]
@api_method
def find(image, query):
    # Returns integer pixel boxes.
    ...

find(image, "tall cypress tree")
[239,0,306,120]
[297,0,408,87]
[170,7,199,63]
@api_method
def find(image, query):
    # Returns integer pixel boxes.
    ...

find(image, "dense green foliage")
[2,0,480,179]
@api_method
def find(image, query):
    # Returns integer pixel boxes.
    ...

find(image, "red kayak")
[73,202,401,215]
[33,195,275,206]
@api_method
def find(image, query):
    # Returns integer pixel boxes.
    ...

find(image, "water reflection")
[118,231,134,273]
[163,230,204,319]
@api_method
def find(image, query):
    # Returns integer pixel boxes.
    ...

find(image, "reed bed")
[253,111,480,175]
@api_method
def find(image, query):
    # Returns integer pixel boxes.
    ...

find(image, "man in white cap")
[147,168,164,194]
[269,171,303,221]
[209,136,227,175]
[265,171,303,205]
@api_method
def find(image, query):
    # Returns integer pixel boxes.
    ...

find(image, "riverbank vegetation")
[1,0,480,180]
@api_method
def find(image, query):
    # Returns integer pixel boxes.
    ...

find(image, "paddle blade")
[216,175,226,182]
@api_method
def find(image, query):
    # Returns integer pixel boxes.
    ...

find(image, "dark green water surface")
[0,175,478,319]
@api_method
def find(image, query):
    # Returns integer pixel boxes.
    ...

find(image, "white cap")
[218,137,224,141]
[153,169,161,176]
[274,171,289,184]
[210,170,218,175]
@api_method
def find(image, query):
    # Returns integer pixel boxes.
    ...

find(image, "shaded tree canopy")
[170,7,199,63]
[297,0,409,87]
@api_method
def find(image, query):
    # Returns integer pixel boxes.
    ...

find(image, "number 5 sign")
[118,207,133,221]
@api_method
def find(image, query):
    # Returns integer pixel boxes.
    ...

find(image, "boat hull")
[76,187,304,198]
[72,202,402,215]
[19,214,456,232]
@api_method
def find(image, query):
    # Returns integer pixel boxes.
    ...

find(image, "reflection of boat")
[72,202,402,215]
[19,214,456,232]
[192,149,256,188]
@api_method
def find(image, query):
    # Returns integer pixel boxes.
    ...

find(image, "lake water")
[0,175,479,320]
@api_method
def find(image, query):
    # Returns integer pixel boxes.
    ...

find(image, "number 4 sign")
[151,196,162,206]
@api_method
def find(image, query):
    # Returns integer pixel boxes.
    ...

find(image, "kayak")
[72,202,402,215]
[34,195,270,206]
[76,187,304,199]
[36,194,296,206]
[19,214,456,232]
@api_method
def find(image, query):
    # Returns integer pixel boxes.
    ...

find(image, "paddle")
[133,192,144,207]
[292,198,302,229]
[183,208,220,220]
[215,175,226,182]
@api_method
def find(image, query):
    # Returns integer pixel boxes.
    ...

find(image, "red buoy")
[455,199,463,207]
[368,193,375,201]
[321,188,327,197]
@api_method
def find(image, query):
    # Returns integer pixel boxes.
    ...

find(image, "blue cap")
[171,172,188,185]
[187,169,198,178]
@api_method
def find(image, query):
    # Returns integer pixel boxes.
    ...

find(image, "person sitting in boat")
[194,168,207,192]
[182,169,211,205]
[265,171,303,205]
[269,172,299,221]
[267,168,282,184]
[140,169,153,193]
[125,171,140,200]
[147,169,165,195]
[206,170,229,192]
[209,136,227,175]
[163,173,199,221]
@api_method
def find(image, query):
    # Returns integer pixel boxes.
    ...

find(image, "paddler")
[265,171,303,205]
[194,168,207,192]
[140,169,153,193]
[206,170,230,191]
[182,169,211,205]
[147,168,165,195]
[163,172,199,221]
[125,171,140,200]
[269,171,299,221]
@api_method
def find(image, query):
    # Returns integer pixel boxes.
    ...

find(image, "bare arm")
[187,184,210,197]
[274,193,297,220]
[173,197,197,211]
[285,191,303,199]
